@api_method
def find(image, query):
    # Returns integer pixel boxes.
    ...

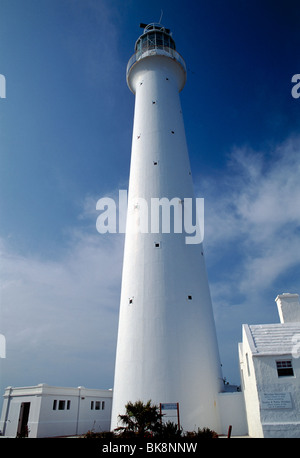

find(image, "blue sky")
[1,0,300,408]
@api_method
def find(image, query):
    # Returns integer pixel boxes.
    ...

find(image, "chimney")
[275,293,300,323]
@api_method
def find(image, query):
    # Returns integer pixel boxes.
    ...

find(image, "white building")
[239,293,300,438]
[0,384,112,438]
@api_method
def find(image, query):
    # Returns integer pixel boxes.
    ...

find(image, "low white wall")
[218,391,248,436]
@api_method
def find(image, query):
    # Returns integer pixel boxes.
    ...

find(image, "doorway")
[17,402,31,437]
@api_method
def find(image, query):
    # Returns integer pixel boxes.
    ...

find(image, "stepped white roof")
[243,322,300,356]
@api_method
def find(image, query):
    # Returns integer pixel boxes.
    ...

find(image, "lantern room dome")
[134,23,176,53]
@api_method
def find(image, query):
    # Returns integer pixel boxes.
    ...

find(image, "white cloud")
[199,136,300,293]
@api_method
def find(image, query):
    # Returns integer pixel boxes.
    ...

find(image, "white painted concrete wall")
[0,388,42,437]
[0,385,112,437]
[218,391,248,436]
[239,337,263,438]
[239,321,300,438]
[111,36,223,433]
[253,355,300,438]
[276,293,300,324]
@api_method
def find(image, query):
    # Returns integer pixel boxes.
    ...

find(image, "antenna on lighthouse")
[159,9,164,24]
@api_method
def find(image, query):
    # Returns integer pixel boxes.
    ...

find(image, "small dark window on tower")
[53,400,57,410]
[276,360,294,377]
[166,77,169,80]
[171,130,175,134]
[152,101,156,104]
[153,161,158,165]
[58,400,65,410]
[154,242,160,248]
[188,295,192,300]
[67,400,71,410]
[95,401,101,410]
[129,297,133,304]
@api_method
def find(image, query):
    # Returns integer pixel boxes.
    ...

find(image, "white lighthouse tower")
[111,23,223,432]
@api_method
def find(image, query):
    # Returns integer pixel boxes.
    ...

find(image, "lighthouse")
[111,23,223,432]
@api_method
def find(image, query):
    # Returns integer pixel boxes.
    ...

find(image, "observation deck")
[126,23,186,85]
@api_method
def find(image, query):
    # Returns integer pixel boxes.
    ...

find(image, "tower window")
[171,131,175,134]
[154,242,160,248]
[58,400,65,410]
[153,161,158,165]
[129,297,134,304]
[188,295,192,300]
[152,100,156,104]
[95,401,101,410]
[276,360,294,377]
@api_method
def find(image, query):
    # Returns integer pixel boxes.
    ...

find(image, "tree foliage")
[116,400,163,437]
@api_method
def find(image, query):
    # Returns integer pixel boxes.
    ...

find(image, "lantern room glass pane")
[156,32,163,47]
[148,33,156,48]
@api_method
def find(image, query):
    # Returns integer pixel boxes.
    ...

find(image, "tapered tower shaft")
[111,23,223,432]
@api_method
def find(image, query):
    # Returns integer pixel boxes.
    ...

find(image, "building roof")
[243,323,300,356]
[2,384,113,398]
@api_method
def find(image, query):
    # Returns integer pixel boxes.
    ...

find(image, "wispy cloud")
[195,135,300,382]
[201,135,300,292]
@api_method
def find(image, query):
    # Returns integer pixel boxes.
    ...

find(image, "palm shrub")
[115,400,163,438]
